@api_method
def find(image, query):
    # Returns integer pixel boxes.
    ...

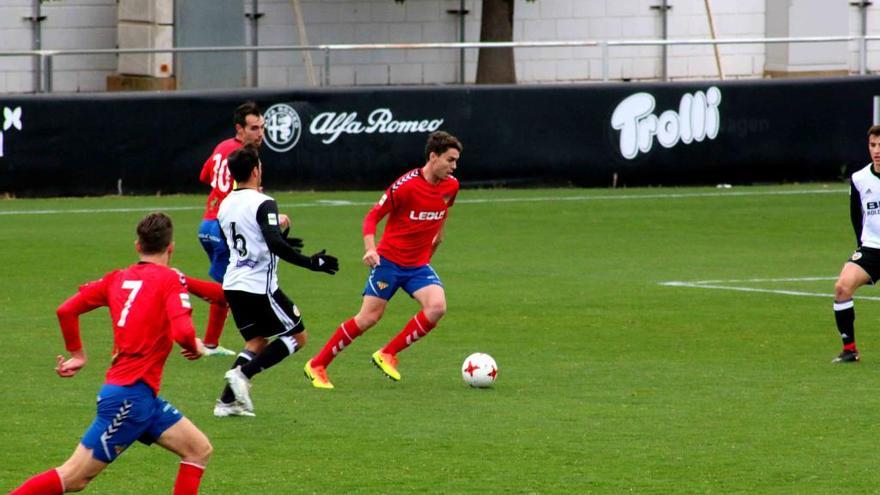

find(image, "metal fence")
[0,35,876,93]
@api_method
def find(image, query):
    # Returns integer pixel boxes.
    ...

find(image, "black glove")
[309,249,339,275]
[285,237,304,252]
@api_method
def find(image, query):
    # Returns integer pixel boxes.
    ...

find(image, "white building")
[0,0,876,93]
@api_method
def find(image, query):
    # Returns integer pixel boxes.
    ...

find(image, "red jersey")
[200,138,242,220]
[56,262,198,395]
[363,168,459,267]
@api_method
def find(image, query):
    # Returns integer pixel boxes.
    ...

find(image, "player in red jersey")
[196,101,265,357]
[304,131,462,388]
[8,213,211,495]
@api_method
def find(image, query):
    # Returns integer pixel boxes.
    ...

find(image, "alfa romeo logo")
[263,103,302,152]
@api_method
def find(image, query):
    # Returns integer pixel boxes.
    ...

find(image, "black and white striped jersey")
[218,188,283,294]
[850,163,880,249]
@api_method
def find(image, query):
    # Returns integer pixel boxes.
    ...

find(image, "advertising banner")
[1,77,878,196]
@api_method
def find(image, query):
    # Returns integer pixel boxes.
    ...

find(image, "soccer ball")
[461,353,498,388]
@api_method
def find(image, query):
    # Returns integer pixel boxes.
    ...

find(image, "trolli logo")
[310,108,444,144]
[263,103,302,153]
[0,106,23,158]
[611,87,721,160]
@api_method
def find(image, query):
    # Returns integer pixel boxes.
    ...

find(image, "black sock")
[220,350,256,404]
[834,299,856,346]
[240,335,299,379]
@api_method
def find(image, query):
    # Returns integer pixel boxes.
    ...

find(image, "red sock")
[173,462,205,495]
[845,342,858,351]
[203,302,228,348]
[311,318,363,367]
[382,311,436,355]
[9,468,64,495]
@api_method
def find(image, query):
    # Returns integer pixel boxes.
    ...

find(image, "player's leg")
[14,382,159,493]
[832,260,871,362]
[223,289,304,412]
[305,295,387,389]
[155,418,212,495]
[372,266,446,381]
[237,289,306,377]
[305,261,400,388]
[185,276,234,356]
[7,444,104,495]
[216,339,262,415]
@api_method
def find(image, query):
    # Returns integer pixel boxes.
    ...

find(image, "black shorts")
[848,246,880,283]
[224,289,305,341]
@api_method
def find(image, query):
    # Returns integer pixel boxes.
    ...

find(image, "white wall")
[0,0,878,93]
[0,0,116,93]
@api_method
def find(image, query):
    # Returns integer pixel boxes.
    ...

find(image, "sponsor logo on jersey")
[867,201,880,216]
[310,108,444,144]
[409,210,446,221]
[235,259,258,268]
[0,106,23,158]
[611,87,721,160]
[264,103,303,152]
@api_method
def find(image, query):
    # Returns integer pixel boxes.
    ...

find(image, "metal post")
[874,95,880,124]
[25,0,46,93]
[246,0,263,87]
[44,53,53,93]
[601,41,609,81]
[446,3,469,84]
[860,1,871,75]
[323,47,330,87]
[459,0,466,84]
[651,0,672,81]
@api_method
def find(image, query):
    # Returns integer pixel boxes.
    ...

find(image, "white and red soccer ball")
[461,353,498,388]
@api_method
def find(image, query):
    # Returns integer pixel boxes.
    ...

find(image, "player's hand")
[285,237,304,252]
[181,338,205,361]
[279,214,290,231]
[309,250,339,275]
[362,249,380,268]
[55,352,86,378]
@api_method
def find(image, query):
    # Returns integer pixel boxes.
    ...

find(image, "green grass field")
[2,184,878,494]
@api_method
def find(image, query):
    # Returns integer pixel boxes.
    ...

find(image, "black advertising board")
[0,77,878,196]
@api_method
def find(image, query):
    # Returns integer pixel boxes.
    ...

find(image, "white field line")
[660,277,880,302]
[0,187,845,216]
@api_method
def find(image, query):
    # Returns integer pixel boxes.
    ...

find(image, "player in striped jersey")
[832,125,880,363]
[304,131,462,389]
[213,145,338,416]
[8,213,211,495]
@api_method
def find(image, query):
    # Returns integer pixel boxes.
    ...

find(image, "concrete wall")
[0,0,878,93]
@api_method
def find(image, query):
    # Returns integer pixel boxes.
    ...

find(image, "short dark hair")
[228,144,261,182]
[425,131,462,162]
[869,125,880,138]
[234,101,262,128]
[137,212,173,254]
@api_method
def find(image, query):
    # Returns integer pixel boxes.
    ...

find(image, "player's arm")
[362,190,393,267]
[183,274,226,305]
[257,200,338,274]
[199,153,215,185]
[851,181,863,247]
[431,219,448,257]
[54,279,110,377]
[166,276,204,360]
